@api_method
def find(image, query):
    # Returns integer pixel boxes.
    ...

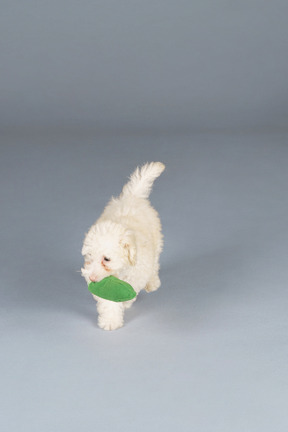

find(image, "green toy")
[88,275,137,302]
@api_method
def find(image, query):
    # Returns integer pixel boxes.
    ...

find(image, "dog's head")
[81,221,136,284]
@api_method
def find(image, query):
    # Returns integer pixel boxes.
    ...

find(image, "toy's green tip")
[88,275,137,302]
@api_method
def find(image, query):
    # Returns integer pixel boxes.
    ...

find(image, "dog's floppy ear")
[120,230,136,265]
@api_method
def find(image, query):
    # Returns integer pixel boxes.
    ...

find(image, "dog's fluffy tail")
[121,162,165,199]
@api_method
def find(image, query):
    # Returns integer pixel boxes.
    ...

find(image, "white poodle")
[81,162,165,330]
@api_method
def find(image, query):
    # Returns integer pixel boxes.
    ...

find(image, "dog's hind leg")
[145,253,161,293]
[145,272,161,293]
[124,297,137,309]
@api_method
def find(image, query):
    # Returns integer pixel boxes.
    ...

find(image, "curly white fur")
[81,162,165,330]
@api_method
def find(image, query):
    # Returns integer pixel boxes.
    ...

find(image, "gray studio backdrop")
[1,0,288,132]
[1,2,288,432]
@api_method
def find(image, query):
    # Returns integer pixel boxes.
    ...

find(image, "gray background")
[1,1,288,431]
[1,0,288,131]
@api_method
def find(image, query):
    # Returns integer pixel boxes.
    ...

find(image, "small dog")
[81,162,165,330]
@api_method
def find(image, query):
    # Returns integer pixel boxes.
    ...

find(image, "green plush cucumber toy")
[88,275,137,302]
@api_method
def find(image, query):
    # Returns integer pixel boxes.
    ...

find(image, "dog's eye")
[103,257,111,262]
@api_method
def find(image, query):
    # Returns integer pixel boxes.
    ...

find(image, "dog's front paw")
[98,315,124,331]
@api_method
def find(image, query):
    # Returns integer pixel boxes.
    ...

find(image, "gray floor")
[1,130,288,431]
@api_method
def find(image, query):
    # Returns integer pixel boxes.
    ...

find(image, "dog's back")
[99,162,165,245]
